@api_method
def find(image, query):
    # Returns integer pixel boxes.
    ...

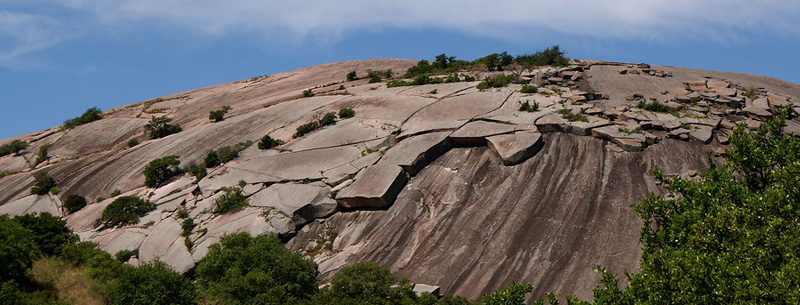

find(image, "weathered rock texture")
[1,57,799,300]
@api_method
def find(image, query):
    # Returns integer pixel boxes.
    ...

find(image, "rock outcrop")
[1,57,798,300]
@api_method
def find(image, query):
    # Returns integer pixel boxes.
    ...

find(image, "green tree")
[481,281,532,305]
[347,71,357,81]
[99,196,156,227]
[0,140,28,157]
[195,233,318,305]
[338,108,356,119]
[30,172,56,195]
[257,135,284,150]
[144,116,182,139]
[315,261,420,305]
[109,261,196,305]
[0,215,39,282]
[63,107,103,129]
[143,155,181,187]
[63,194,87,214]
[13,212,77,256]
[580,108,800,304]
[204,150,220,168]
[209,106,232,122]
[212,186,248,214]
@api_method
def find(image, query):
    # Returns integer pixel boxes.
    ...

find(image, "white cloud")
[0,11,71,64]
[3,1,800,61]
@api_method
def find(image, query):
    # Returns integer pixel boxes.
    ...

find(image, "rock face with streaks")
[1,57,799,300]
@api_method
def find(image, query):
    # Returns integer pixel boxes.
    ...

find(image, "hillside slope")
[1,57,798,299]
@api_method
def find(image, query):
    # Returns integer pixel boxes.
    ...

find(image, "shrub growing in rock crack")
[213,186,248,214]
[144,116,182,139]
[142,156,181,187]
[31,172,56,195]
[99,196,156,227]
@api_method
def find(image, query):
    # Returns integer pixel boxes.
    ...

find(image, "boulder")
[689,125,714,144]
[336,163,407,208]
[486,131,544,165]
[0,194,61,217]
[382,132,452,176]
[249,183,338,226]
[138,217,195,274]
[449,121,516,145]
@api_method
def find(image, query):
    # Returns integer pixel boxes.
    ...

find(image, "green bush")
[31,172,56,195]
[208,106,231,122]
[478,52,513,71]
[257,135,284,150]
[367,70,383,83]
[520,85,538,94]
[293,121,319,138]
[144,116,182,139]
[337,108,355,119]
[61,241,124,283]
[108,261,196,305]
[481,281,532,305]
[205,141,252,168]
[143,156,181,187]
[319,112,337,127]
[63,107,103,129]
[185,163,206,181]
[518,101,539,112]
[0,215,39,282]
[195,233,318,305]
[557,108,589,122]
[204,151,220,168]
[476,74,514,90]
[63,194,87,214]
[315,261,420,304]
[114,250,135,262]
[0,140,28,157]
[213,187,248,214]
[514,45,569,68]
[346,71,357,81]
[127,138,139,148]
[13,212,77,256]
[34,144,52,166]
[99,196,156,227]
[181,218,195,237]
[303,89,314,97]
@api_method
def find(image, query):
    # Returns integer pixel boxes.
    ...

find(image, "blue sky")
[2,1,799,140]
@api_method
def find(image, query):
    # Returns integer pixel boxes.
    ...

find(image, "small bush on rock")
[31,172,56,195]
[144,116,182,139]
[346,71,357,81]
[0,140,28,157]
[303,89,314,97]
[99,196,156,227]
[257,135,284,150]
[64,194,87,214]
[520,85,538,94]
[208,106,231,122]
[63,107,103,129]
[338,108,355,119]
[213,186,248,214]
[142,156,181,187]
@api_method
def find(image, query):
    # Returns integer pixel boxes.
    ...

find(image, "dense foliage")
[213,186,249,214]
[0,215,39,283]
[0,140,28,157]
[63,107,103,129]
[476,74,515,90]
[63,194,87,214]
[109,261,196,305]
[13,213,77,256]
[209,106,232,122]
[257,135,285,150]
[99,196,156,227]
[195,233,318,305]
[30,173,56,195]
[144,116,182,139]
[143,155,182,187]
[573,108,800,304]
[205,141,252,168]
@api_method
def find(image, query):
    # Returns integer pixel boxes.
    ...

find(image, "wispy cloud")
[3,1,800,62]
[0,10,71,65]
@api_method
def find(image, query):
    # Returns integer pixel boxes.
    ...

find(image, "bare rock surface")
[288,134,718,299]
[250,183,337,226]
[2,58,800,301]
[336,163,407,208]
[486,131,544,165]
